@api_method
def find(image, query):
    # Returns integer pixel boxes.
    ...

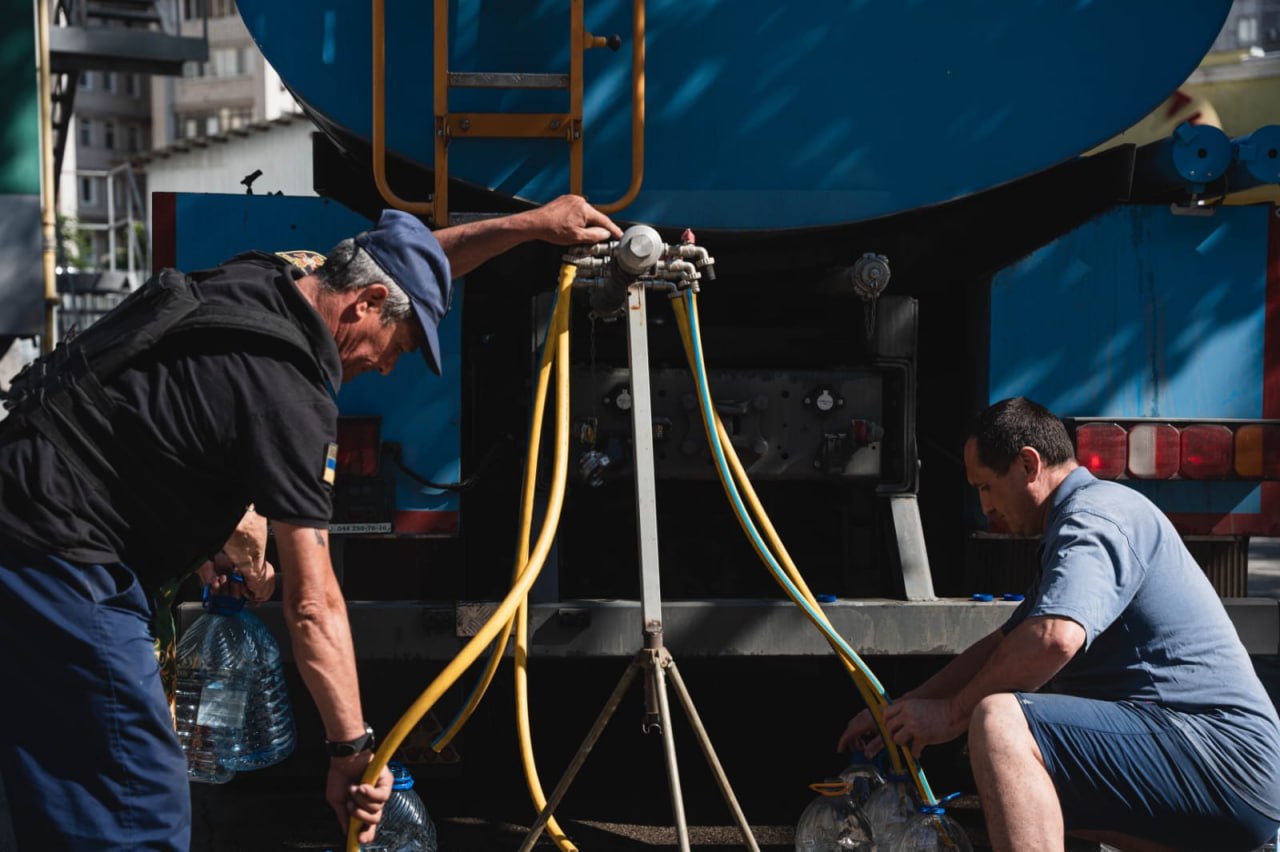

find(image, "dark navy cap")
[355,210,452,375]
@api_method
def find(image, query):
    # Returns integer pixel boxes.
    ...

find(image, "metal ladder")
[371,0,645,226]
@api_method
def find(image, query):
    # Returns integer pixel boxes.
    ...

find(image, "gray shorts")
[1015,692,1279,852]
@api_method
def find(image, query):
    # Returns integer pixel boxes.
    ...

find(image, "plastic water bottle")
[863,774,917,851]
[229,607,296,771]
[897,805,972,852]
[837,758,885,809]
[362,762,438,852]
[794,778,876,851]
[173,593,254,784]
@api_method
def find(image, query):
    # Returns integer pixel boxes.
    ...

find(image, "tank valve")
[848,252,891,340]
[566,224,715,319]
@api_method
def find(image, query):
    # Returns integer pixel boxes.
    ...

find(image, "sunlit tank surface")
[239,0,1230,229]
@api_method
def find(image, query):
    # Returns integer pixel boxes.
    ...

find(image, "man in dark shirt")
[0,195,620,851]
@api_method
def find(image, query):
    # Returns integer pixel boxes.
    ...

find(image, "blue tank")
[238,0,1230,229]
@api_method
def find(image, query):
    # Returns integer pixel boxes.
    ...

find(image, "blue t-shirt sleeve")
[1027,511,1146,648]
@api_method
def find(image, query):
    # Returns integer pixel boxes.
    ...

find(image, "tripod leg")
[652,649,693,852]
[665,656,762,852]
[518,655,643,852]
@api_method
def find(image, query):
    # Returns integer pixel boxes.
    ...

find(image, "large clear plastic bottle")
[228,607,296,771]
[837,757,885,810]
[794,779,876,851]
[362,762,438,852]
[863,773,918,851]
[173,593,254,784]
[897,805,972,852]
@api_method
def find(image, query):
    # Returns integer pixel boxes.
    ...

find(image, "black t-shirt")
[0,253,343,588]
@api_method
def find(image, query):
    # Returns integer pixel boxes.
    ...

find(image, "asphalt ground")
[2,539,1279,851]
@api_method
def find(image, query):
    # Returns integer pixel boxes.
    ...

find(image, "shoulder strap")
[2,264,328,498]
[169,303,317,365]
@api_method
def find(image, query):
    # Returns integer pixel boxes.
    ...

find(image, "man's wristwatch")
[325,723,375,758]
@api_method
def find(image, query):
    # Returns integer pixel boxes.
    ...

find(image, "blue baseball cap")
[354,210,453,375]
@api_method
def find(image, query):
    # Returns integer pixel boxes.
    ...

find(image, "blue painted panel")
[170,193,462,514]
[989,205,1268,419]
[238,0,1229,229]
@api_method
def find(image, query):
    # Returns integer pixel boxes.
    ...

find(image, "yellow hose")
[514,285,577,850]
[672,294,936,801]
[669,300,894,744]
[347,264,579,851]
[434,282,566,751]
[433,280,577,849]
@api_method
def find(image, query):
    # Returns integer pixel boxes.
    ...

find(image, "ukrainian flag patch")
[323,442,338,485]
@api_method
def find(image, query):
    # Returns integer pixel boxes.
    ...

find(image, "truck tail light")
[1179,424,1233,479]
[1127,423,1180,479]
[1068,418,1276,481]
[336,416,382,478]
[1234,424,1280,479]
[1076,423,1127,479]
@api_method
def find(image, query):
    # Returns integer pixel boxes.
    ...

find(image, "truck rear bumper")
[178,597,1280,658]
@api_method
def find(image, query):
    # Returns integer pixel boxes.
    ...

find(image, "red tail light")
[1076,423,1127,479]
[1127,424,1180,479]
[1179,425,1233,479]
[336,417,382,477]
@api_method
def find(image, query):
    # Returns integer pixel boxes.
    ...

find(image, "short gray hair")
[316,238,412,326]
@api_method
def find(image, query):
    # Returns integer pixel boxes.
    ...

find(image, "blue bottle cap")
[388,761,416,791]
[970,593,994,602]
[1002,593,1025,602]
[816,594,837,603]
[201,582,247,614]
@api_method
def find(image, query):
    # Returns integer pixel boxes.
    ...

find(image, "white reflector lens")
[1127,424,1180,479]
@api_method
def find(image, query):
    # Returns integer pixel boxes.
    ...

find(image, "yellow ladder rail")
[371,0,644,225]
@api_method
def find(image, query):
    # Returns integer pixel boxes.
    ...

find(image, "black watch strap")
[325,723,375,758]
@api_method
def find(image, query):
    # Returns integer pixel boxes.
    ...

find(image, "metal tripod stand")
[518,276,760,852]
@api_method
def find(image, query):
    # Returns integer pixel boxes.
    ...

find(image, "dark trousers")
[0,539,190,851]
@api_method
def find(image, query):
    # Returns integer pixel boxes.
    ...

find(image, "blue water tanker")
[239,0,1232,229]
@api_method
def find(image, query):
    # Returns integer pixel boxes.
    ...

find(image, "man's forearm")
[432,194,622,277]
[948,616,1083,727]
[900,628,1004,701]
[275,523,368,741]
[434,213,538,278]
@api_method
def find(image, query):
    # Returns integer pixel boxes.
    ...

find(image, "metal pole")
[36,0,58,353]
[521,274,758,852]
[666,655,761,851]
[106,174,116,272]
[625,282,664,636]
[125,169,135,287]
[652,649,692,852]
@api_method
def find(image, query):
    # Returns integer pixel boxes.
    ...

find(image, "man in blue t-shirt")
[839,397,1280,851]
